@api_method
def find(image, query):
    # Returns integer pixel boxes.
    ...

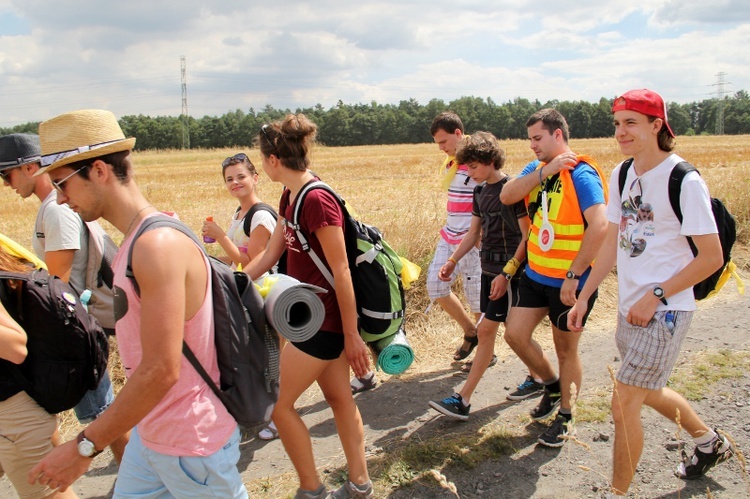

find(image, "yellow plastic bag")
[399,257,421,290]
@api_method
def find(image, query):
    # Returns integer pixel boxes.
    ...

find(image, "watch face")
[78,440,95,457]
[654,287,664,297]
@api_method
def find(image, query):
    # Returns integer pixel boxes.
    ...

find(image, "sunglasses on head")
[222,153,249,168]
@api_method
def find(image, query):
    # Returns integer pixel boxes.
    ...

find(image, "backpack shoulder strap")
[668,161,698,224]
[125,216,202,295]
[618,158,634,197]
[243,203,278,237]
[289,181,348,288]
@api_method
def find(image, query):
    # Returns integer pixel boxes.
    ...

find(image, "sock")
[558,408,572,421]
[453,393,469,407]
[298,484,326,497]
[533,377,543,384]
[544,378,561,394]
[694,429,719,452]
[349,480,372,492]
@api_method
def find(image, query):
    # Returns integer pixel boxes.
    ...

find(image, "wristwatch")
[565,270,581,280]
[653,286,668,305]
[502,272,513,281]
[77,431,102,458]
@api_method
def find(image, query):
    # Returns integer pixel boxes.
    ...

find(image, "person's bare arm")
[245,218,286,280]
[44,249,76,283]
[627,233,722,326]
[0,301,27,364]
[316,225,370,377]
[560,202,608,306]
[568,222,618,331]
[500,153,578,205]
[439,215,480,281]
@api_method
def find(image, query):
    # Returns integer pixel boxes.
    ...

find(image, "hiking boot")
[676,431,735,480]
[507,375,544,401]
[428,394,470,421]
[294,484,329,499]
[330,479,374,498]
[530,388,561,421]
[537,415,573,448]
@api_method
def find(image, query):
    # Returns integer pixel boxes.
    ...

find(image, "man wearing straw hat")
[0,132,129,463]
[29,110,247,497]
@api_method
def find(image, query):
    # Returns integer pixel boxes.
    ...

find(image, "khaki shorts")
[0,391,57,499]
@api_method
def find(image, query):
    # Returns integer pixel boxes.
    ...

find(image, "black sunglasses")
[222,153,249,168]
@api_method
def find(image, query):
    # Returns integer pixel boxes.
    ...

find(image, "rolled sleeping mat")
[259,274,327,343]
[371,328,414,375]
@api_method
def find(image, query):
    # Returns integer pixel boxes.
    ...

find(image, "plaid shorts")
[615,310,693,390]
[426,239,481,313]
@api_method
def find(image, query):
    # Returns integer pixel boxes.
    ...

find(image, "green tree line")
[4,91,750,150]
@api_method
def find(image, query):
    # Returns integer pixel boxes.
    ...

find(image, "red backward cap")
[612,89,675,138]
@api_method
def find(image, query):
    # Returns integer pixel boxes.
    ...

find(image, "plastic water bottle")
[80,289,92,312]
[203,216,216,243]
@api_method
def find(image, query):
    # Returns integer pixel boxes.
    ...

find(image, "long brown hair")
[0,247,34,291]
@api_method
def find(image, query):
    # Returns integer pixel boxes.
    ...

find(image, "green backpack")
[288,181,405,342]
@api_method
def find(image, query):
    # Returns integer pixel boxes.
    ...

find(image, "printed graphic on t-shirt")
[619,177,655,257]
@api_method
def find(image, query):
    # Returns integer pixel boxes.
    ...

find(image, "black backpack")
[127,216,280,428]
[0,269,109,414]
[237,203,286,274]
[617,158,738,300]
[288,181,406,343]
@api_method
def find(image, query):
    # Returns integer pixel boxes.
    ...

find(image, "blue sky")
[0,0,748,126]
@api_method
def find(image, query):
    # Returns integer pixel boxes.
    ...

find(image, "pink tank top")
[112,213,237,456]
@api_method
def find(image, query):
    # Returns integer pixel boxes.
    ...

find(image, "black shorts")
[480,272,521,323]
[292,330,345,360]
[516,272,598,332]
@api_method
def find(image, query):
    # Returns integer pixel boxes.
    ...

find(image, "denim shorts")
[113,426,247,498]
[74,370,115,423]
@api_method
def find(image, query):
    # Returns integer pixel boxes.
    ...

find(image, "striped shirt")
[440,157,477,244]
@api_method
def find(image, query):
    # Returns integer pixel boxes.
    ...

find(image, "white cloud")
[0,0,748,126]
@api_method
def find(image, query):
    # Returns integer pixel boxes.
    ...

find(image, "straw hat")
[37,109,136,175]
[0,133,41,173]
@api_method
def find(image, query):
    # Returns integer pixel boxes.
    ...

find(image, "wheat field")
[1,135,748,386]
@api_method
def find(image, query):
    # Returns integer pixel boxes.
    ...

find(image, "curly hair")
[455,131,506,170]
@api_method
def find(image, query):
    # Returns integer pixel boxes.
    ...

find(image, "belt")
[480,251,515,263]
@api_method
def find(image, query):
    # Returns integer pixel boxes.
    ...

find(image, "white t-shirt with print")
[606,153,717,314]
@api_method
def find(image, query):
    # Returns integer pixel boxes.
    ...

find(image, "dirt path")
[3,287,748,498]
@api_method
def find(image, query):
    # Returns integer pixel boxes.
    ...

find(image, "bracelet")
[448,257,458,265]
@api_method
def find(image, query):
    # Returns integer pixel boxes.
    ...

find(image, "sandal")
[258,422,279,441]
[460,354,498,373]
[453,333,478,361]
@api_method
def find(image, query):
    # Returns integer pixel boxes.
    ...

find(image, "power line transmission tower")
[181,56,190,149]
[711,72,732,135]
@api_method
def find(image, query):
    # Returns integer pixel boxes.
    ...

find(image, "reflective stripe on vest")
[524,155,607,279]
